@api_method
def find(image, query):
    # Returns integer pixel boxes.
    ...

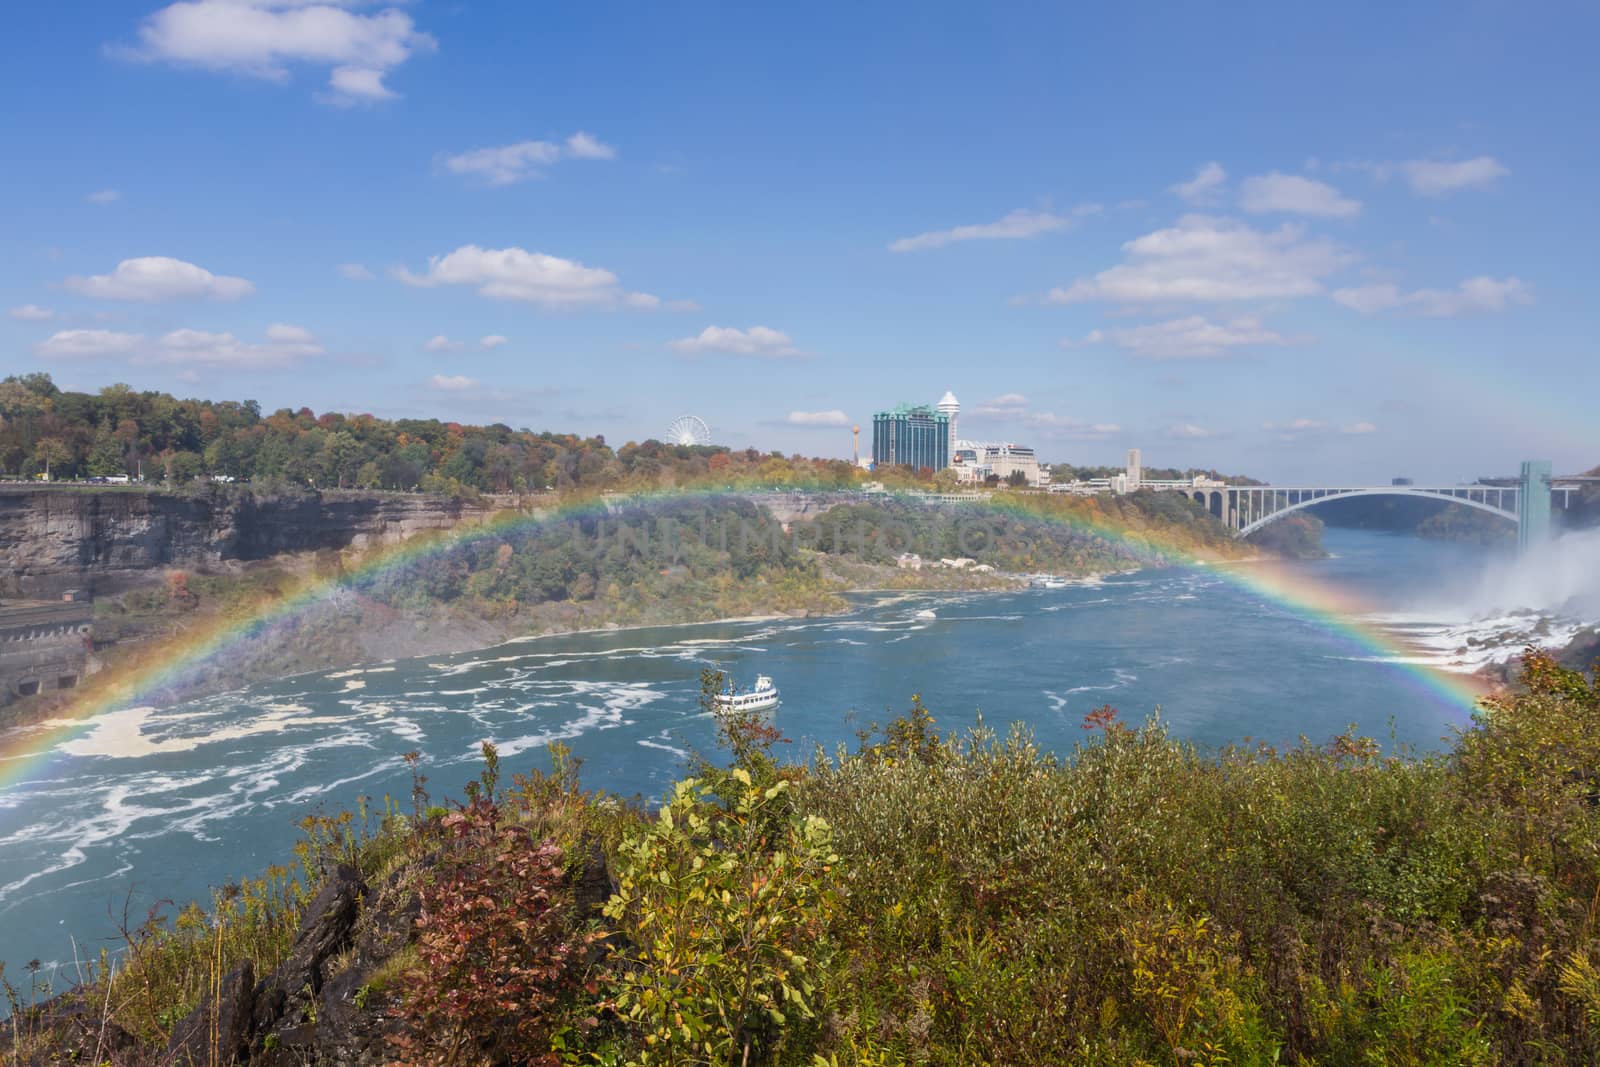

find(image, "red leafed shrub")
[391,795,588,1065]
[1080,703,1121,732]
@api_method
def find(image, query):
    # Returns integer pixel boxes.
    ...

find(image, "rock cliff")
[0,486,497,598]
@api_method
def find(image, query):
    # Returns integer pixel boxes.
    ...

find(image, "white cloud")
[87,188,122,205]
[1360,156,1509,196]
[146,325,322,368]
[1171,162,1226,204]
[669,325,800,357]
[65,256,255,302]
[786,409,850,427]
[1088,315,1293,359]
[427,374,478,392]
[479,334,508,349]
[888,206,1095,253]
[396,245,669,309]
[36,323,321,367]
[1165,423,1216,439]
[1261,416,1376,439]
[1023,413,1121,440]
[1057,330,1105,349]
[264,323,316,344]
[423,334,463,352]
[1332,275,1531,317]
[8,304,55,321]
[973,393,1029,417]
[338,262,375,281]
[441,131,617,185]
[327,64,393,102]
[968,394,1118,440]
[1047,214,1353,304]
[124,0,436,104]
[1400,157,1508,196]
[564,131,616,160]
[35,329,142,358]
[1238,172,1361,218]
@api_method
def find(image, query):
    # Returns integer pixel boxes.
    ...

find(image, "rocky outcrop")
[0,487,498,598]
[167,961,257,1067]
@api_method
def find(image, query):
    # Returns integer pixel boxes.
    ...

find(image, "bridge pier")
[1517,460,1551,552]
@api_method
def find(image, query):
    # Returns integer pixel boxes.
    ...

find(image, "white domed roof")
[938,390,959,408]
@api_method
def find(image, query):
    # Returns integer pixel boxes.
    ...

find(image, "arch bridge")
[1182,462,1581,552]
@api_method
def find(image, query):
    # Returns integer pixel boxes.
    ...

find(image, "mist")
[1467,527,1600,620]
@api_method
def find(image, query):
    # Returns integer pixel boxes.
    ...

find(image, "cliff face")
[0,487,496,597]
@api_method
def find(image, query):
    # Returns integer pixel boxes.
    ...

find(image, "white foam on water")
[324,665,396,680]
[637,733,691,759]
[276,763,398,807]
[0,846,87,899]
[58,707,346,760]
[381,717,426,743]
[485,681,666,758]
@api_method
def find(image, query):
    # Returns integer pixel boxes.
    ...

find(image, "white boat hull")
[713,692,780,713]
[713,673,780,713]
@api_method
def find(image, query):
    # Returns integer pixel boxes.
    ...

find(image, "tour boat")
[713,674,780,713]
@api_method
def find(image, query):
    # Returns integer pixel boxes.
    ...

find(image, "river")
[0,528,1547,978]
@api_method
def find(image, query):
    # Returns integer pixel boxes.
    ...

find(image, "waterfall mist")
[1466,527,1600,619]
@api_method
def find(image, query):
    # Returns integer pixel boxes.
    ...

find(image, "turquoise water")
[0,528,1505,978]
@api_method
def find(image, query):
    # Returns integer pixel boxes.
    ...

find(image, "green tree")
[87,429,126,477]
[33,437,71,479]
[164,451,205,484]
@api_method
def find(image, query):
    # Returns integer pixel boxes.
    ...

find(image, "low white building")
[952,441,1049,486]
[982,443,1047,487]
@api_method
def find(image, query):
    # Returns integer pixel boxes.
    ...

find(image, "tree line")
[0,373,862,495]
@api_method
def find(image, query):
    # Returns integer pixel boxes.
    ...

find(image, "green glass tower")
[871,404,950,471]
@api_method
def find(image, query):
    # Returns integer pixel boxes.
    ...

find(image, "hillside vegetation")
[0,373,862,493]
[8,653,1600,1065]
[5,489,1245,731]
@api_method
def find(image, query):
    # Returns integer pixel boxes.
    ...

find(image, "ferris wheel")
[665,414,712,447]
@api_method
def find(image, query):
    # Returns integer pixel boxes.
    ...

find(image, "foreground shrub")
[392,750,594,1065]
[599,771,839,1065]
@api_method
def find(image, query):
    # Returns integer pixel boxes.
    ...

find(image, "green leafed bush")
[599,772,839,1065]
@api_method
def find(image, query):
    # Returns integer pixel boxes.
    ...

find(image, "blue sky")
[3,1,1596,482]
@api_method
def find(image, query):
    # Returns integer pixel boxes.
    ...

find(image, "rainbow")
[0,485,1487,792]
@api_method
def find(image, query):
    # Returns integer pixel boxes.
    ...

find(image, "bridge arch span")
[1236,487,1518,538]
[1190,489,1225,519]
